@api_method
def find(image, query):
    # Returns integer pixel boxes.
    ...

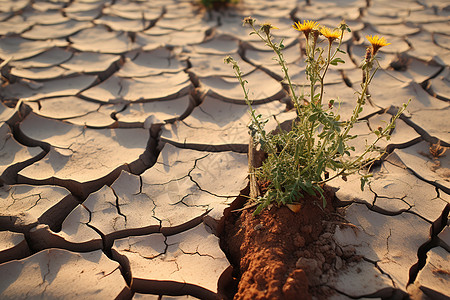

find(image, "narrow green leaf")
[316,160,325,177]
[337,140,344,154]
[253,203,264,215]
[330,58,345,66]
[308,114,318,122]
[360,177,368,191]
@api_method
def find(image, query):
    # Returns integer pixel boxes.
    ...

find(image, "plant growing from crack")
[225,17,410,214]
[198,0,239,10]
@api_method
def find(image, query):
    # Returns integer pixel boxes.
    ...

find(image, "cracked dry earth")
[0,0,449,299]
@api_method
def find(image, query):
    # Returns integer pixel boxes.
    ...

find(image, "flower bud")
[311,29,320,44]
[261,22,278,35]
[243,16,256,26]
[365,47,372,62]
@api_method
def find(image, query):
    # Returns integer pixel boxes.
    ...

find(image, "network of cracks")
[0,0,449,299]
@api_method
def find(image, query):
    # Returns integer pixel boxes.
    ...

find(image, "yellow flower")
[366,35,391,55]
[320,26,341,43]
[292,20,319,40]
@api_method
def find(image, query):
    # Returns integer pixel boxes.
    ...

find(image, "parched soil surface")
[1,0,449,298]
[220,187,360,299]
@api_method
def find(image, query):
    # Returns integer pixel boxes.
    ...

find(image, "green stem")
[336,64,375,151]
[304,59,375,180]
[252,25,299,110]
[319,42,332,105]
[230,60,276,154]
[317,98,410,185]
[319,30,344,105]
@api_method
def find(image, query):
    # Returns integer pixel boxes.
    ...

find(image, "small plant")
[429,140,447,158]
[199,0,238,10]
[225,18,410,214]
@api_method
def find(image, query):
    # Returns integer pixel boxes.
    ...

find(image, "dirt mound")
[219,187,360,299]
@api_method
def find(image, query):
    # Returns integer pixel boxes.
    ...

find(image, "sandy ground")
[0,0,448,299]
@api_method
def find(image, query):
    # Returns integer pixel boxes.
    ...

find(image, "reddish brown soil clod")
[220,187,338,300]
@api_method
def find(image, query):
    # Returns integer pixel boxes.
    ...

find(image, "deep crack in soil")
[219,186,359,299]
